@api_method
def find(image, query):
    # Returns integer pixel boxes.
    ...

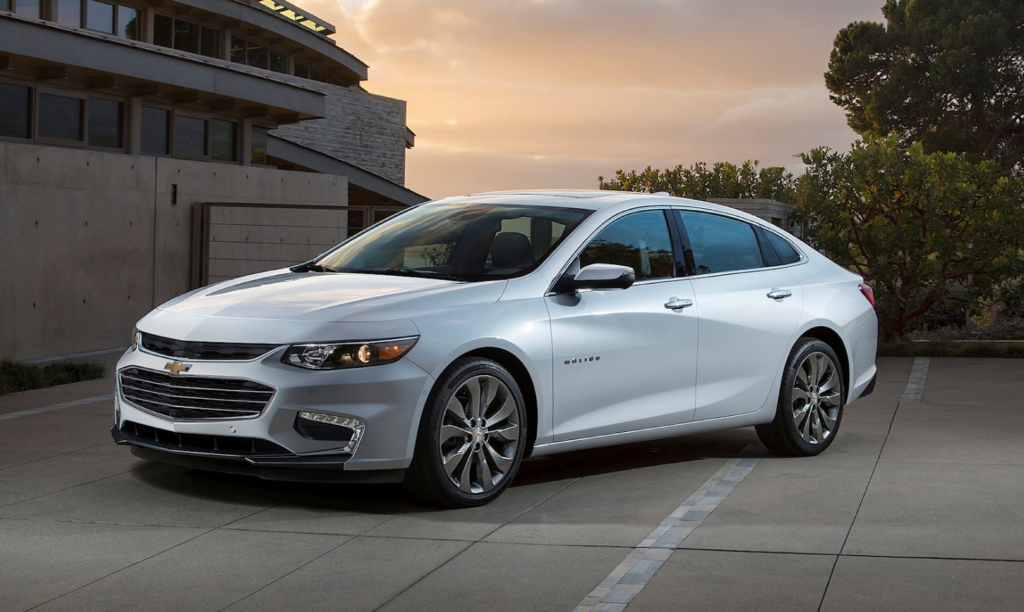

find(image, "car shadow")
[129,427,769,513]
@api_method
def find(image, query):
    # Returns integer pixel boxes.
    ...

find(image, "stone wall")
[272,82,409,186]
[0,141,346,361]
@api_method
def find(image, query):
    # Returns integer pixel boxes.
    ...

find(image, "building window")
[251,126,268,165]
[174,115,207,158]
[210,119,237,162]
[38,93,84,142]
[56,0,81,26]
[153,13,172,47]
[87,98,122,149]
[231,37,288,74]
[86,0,115,34]
[0,82,32,139]
[294,61,328,83]
[0,0,8,11]
[13,0,40,19]
[154,14,217,58]
[117,6,138,39]
[141,106,170,155]
[174,20,200,54]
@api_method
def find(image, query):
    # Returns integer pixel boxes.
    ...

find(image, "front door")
[546,210,699,441]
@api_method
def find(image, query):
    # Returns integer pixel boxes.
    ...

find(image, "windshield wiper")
[374,268,467,282]
[291,262,337,273]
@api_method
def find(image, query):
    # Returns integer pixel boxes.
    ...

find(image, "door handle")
[767,288,793,300]
[665,297,693,310]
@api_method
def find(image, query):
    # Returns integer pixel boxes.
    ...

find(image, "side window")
[677,211,764,275]
[580,211,674,281]
[765,231,802,265]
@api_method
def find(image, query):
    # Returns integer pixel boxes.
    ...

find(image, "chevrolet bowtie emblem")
[164,361,192,375]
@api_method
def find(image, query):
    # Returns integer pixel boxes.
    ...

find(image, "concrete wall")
[0,141,346,361]
[205,205,348,283]
[272,82,409,186]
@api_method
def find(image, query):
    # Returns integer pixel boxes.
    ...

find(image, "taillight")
[858,283,875,308]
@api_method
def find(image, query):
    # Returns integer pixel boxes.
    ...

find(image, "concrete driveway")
[1,355,1021,611]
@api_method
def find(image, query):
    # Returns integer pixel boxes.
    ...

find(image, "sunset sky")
[302,0,885,198]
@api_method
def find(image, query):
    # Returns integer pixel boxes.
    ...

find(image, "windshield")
[315,202,591,282]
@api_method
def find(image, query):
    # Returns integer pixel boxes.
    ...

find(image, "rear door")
[546,209,699,441]
[674,210,804,421]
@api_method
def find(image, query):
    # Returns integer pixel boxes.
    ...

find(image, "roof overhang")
[0,15,325,120]
[268,135,429,207]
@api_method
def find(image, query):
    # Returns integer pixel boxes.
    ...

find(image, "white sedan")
[112,190,878,507]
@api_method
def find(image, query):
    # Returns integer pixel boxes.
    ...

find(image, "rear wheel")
[404,358,526,507]
[756,338,845,456]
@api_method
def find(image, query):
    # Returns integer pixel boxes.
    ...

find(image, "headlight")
[131,327,140,351]
[282,337,418,370]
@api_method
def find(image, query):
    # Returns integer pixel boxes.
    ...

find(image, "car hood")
[157,270,507,323]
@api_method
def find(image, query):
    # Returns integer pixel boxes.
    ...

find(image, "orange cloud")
[304,0,884,197]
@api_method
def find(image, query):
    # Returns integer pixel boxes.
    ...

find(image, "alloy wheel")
[791,352,841,445]
[438,374,521,494]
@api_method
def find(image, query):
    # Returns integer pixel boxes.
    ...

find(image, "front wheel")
[756,338,845,456]
[403,358,527,507]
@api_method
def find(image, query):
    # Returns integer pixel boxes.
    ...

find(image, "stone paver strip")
[574,457,760,611]
[900,357,930,402]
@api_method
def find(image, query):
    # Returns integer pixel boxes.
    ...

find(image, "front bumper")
[113,344,435,475]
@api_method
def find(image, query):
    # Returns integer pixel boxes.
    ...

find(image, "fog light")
[114,399,121,425]
[296,411,364,452]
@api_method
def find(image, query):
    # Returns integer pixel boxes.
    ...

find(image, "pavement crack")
[816,392,904,612]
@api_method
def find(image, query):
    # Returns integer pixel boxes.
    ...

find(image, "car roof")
[429,190,775,227]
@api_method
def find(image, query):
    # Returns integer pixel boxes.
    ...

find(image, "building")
[1,0,428,361]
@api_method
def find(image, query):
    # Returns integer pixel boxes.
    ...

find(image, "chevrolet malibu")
[112,190,878,507]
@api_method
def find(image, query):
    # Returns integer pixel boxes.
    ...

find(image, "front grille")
[121,421,290,457]
[119,368,274,420]
[141,333,279,361]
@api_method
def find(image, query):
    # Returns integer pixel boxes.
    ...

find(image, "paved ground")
[1,354,1022,611]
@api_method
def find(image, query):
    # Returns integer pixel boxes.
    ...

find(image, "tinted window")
[86,1,114,33]
[57,0,81,26]
[210,119,236,162]
[174,20,200,54]
[15,0,39,18]
[119,7,139,39]
[678,211,764,274]
[174,115,206,157]
[269,50,287,74]
[580,211,674,281]
[250,125,268,164]
[246,43,268,69]
[88,98,121,148]
[0,82,31,139]
[200,27,219,58]
[38,93,83,141]
[765,231,801,265]
[153,14,173,48]
[141,106,169,155]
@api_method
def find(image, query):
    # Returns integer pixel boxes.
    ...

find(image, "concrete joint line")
[0,394,114,421]
[573,457,761,611]
[900,357,930,403]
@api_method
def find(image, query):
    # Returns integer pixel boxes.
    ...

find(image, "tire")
[756,338,845,457]
[403,357,528,507]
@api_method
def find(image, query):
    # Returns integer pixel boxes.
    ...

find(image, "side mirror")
[554,263,636,294]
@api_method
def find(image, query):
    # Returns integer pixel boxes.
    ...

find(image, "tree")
[796,137,1024,341]
[599,160,797,202]
[825,0,1024,173]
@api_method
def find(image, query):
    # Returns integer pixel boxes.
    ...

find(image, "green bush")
[0,360,106,395]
